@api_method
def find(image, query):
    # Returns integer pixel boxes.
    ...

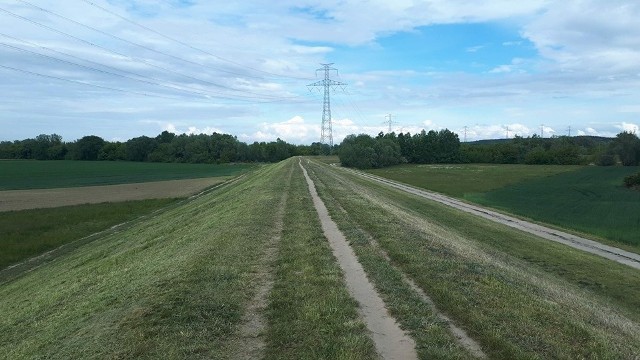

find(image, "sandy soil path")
[300,160,417,360]
[345,168,640,270]
[0,177,229,211]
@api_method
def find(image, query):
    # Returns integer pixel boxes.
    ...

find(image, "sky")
[1,0,639,144]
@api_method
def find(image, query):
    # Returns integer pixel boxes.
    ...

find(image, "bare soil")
[301,160,418,360]
[0,177,229,212]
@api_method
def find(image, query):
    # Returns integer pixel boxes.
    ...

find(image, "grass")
[369,163,640,249]
[468,166,640,247]
[368,163,580,197]
[0,161,283,358]
[309,159,640,358]
[0,160,255,190]
[264,159,376,359]
[0,158,377,358]
[0,199,176,271]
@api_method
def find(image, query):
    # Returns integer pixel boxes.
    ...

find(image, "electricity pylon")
[307,63,346,148]
[383,113,398,133]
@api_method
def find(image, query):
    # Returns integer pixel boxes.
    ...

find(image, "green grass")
[369,163,640,249]
[368,163,580,197]
[0,158,377,358]
[264,160,376,359]
[0,199,177,271]
[0,160,255,190]
[468,166,640,247]
[0,161,284,358]
[309,159,640,358]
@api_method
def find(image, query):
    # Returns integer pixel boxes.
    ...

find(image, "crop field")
[369,164,640,249]
[1,157,639,359]
[0,177,229,211]
[0,199,177,272]
[0,160,254,190]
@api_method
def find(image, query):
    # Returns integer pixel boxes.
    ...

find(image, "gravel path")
[345,168,640,270]
[301,160,417,360]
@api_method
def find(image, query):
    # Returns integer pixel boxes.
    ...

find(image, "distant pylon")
[307,63,346,148]
[383,113,398,133]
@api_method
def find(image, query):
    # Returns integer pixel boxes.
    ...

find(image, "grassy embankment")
[0,160,254,190]
[308,159,640,358]
[0,161,255,270]
[369,164,640,249]
[0,158,377,358]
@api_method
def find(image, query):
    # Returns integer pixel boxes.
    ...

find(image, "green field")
[0,199,177,272]
[0,160,255,190]
[369,164,640,248]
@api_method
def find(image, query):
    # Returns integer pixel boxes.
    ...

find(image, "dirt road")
[344,167,640,270]
[301,160,418,360]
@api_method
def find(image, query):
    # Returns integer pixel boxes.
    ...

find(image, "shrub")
[623,172,640,189]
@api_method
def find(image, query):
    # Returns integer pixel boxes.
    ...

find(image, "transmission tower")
[307,63,346,147]
[383,113,398,133]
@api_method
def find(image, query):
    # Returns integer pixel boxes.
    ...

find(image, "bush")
[623,172,640,189]
[597,154,616,166]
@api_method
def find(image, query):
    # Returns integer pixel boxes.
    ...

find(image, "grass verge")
[309,159,640,358]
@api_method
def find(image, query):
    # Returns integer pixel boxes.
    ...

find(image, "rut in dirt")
[300,160,417,360]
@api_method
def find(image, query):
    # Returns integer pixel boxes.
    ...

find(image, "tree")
[126,136,158,162]
[75,135,105,160]
[611,131,640,166]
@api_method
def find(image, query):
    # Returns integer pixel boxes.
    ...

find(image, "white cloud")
[616,122,639,134]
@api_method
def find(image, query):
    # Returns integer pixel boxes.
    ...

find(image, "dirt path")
[345,168,640,270]
[229,167,292,359]
[300,160,417,360]
[0,177,229,212]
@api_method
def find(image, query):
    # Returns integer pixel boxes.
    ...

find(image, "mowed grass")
[0,160,254,190]
[309,160,640,358]
[0,161,285,358]
[468,166,640,247]
[369,163,579,197]
[264,159,376,359]
[0,199,177,271]
[0,158,378,358]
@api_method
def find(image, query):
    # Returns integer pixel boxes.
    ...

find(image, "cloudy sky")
[1,0,639,144]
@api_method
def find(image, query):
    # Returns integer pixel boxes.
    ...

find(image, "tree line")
[0,131,331,163]
[337,130,640,169]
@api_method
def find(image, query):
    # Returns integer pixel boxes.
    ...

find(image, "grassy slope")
[0,199,177,270]
[309,160,640,358]
[0,160,254,190]
[0,158,376,359]
[468,166,640,247]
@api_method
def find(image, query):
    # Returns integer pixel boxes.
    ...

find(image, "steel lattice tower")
[308,63,346,148]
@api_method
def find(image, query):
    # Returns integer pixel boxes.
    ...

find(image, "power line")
[0,64,186,100]
[80,0,314,82]
[0,5,298,100]
[0,33,303,103]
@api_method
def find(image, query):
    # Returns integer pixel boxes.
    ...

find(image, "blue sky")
[1,0,639,144]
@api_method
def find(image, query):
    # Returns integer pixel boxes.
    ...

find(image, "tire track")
[228,166,292,359]
[342,167,640,270]
[300,160,417,360]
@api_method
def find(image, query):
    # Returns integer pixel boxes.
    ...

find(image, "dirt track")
[344,168,640,270]
[301,160,418,360]
[0,177,229,212]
